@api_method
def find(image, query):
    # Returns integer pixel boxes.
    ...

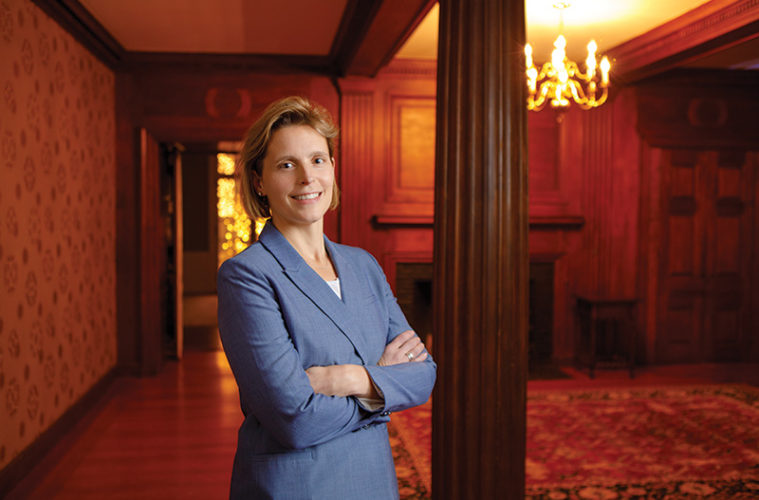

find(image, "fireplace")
[529,262,554,363]
[394,263,434,343]
[394,262,554,362]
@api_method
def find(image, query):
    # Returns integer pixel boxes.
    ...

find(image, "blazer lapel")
[258,222,370,364]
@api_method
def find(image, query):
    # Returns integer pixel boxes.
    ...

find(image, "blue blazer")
[217,221,436,499]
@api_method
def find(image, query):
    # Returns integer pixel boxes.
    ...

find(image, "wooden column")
[432,0,528,498]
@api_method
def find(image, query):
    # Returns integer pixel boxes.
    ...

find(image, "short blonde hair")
[237,96,340,220]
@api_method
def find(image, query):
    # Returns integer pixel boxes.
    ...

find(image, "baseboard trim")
[0,366,118,497]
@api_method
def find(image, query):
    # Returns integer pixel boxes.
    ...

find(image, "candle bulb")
[586,40,597,79]
[600,56,610,86]
[524,43,533,69]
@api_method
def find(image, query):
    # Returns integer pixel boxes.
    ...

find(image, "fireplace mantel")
[373,214,585,230]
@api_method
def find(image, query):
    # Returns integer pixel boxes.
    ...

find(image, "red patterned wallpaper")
[0,0,116,469]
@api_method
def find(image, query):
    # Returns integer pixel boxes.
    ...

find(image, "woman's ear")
[252,172,264,196]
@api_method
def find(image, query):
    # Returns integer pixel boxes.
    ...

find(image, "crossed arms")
[217,257,436,450]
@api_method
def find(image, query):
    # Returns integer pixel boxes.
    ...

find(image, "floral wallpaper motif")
[0,0,116,469]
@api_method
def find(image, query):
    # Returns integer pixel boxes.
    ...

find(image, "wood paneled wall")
[555,89,642,359]
[338,60,438,276]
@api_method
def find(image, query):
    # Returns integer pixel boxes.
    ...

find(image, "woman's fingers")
[409,341,427,361]
[399,336,422,352]
[401,339,426,362]
[378,330,429,366]
[389,329,415,349]
[397,335,428,362]
[305,366,327,393]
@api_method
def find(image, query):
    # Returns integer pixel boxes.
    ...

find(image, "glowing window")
[216,153,265,266]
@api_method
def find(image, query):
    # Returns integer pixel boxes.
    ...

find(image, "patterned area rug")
[389,385,759,499]
[389,400,432,499]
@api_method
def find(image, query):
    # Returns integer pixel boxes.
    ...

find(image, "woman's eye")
[280,162,294,169]
[314,157,325,165]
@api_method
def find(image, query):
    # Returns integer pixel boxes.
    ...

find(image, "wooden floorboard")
[10,351,240,500]
[8,345,759,499]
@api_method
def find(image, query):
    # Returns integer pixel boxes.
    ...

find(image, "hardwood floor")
[10,350,240,500]
[8,339,759,499]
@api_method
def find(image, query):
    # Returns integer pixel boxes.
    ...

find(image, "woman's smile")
[292,192,322,201]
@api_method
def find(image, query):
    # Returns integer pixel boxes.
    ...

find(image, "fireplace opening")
[529,262,554,364]
[395,263,434,344]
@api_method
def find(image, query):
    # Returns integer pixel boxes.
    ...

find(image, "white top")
[326,278,341,299]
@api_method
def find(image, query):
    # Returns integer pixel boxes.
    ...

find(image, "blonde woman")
[217,96,436,499]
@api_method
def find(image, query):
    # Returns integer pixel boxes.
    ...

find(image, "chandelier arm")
[594,88,609,107]
[565,60,580,79]
[572,70,592,83]
[568,80,585,106]
[537,62,553,81]
[573,80,588,101]
[536,82,551,107]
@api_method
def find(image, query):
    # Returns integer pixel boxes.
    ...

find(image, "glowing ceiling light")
[525,1,611,112]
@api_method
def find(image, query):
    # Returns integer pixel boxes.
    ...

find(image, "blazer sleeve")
[217,258,381,450]
[362,254,437,414]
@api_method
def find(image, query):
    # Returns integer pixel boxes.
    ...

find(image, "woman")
[217,96,436,499]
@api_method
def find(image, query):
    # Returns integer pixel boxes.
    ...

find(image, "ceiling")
[78,0,349,55]
[397,0,759,69]
[398,1,716,61]
[73,0,759,71]
[524,0,714,63]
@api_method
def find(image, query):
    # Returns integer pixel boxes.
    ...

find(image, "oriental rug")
[389,399,432,499]
[388,385,759,499]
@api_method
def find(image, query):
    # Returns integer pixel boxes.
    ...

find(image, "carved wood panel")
[658,149,755,362]
[708,151,754,360]
[378,94,436,217]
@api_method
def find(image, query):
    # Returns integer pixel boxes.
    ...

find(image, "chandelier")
[524,1,611,111]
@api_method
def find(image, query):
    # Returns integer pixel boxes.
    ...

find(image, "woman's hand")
[306,330,427,396]
[306,365,377,399]
[378,330,428,366]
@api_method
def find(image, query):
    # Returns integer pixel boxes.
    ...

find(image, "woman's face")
[257,124,335,231]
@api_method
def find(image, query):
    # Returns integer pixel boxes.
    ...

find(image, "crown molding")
[31,0,125,68]
[378,58,437,78]
[608,0,759,83]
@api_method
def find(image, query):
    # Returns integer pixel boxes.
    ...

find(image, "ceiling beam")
[608,0,759,84]
[335,0,436,77]
[329,0,384,76]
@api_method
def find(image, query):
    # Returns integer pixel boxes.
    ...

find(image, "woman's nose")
[298,165,315,184]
